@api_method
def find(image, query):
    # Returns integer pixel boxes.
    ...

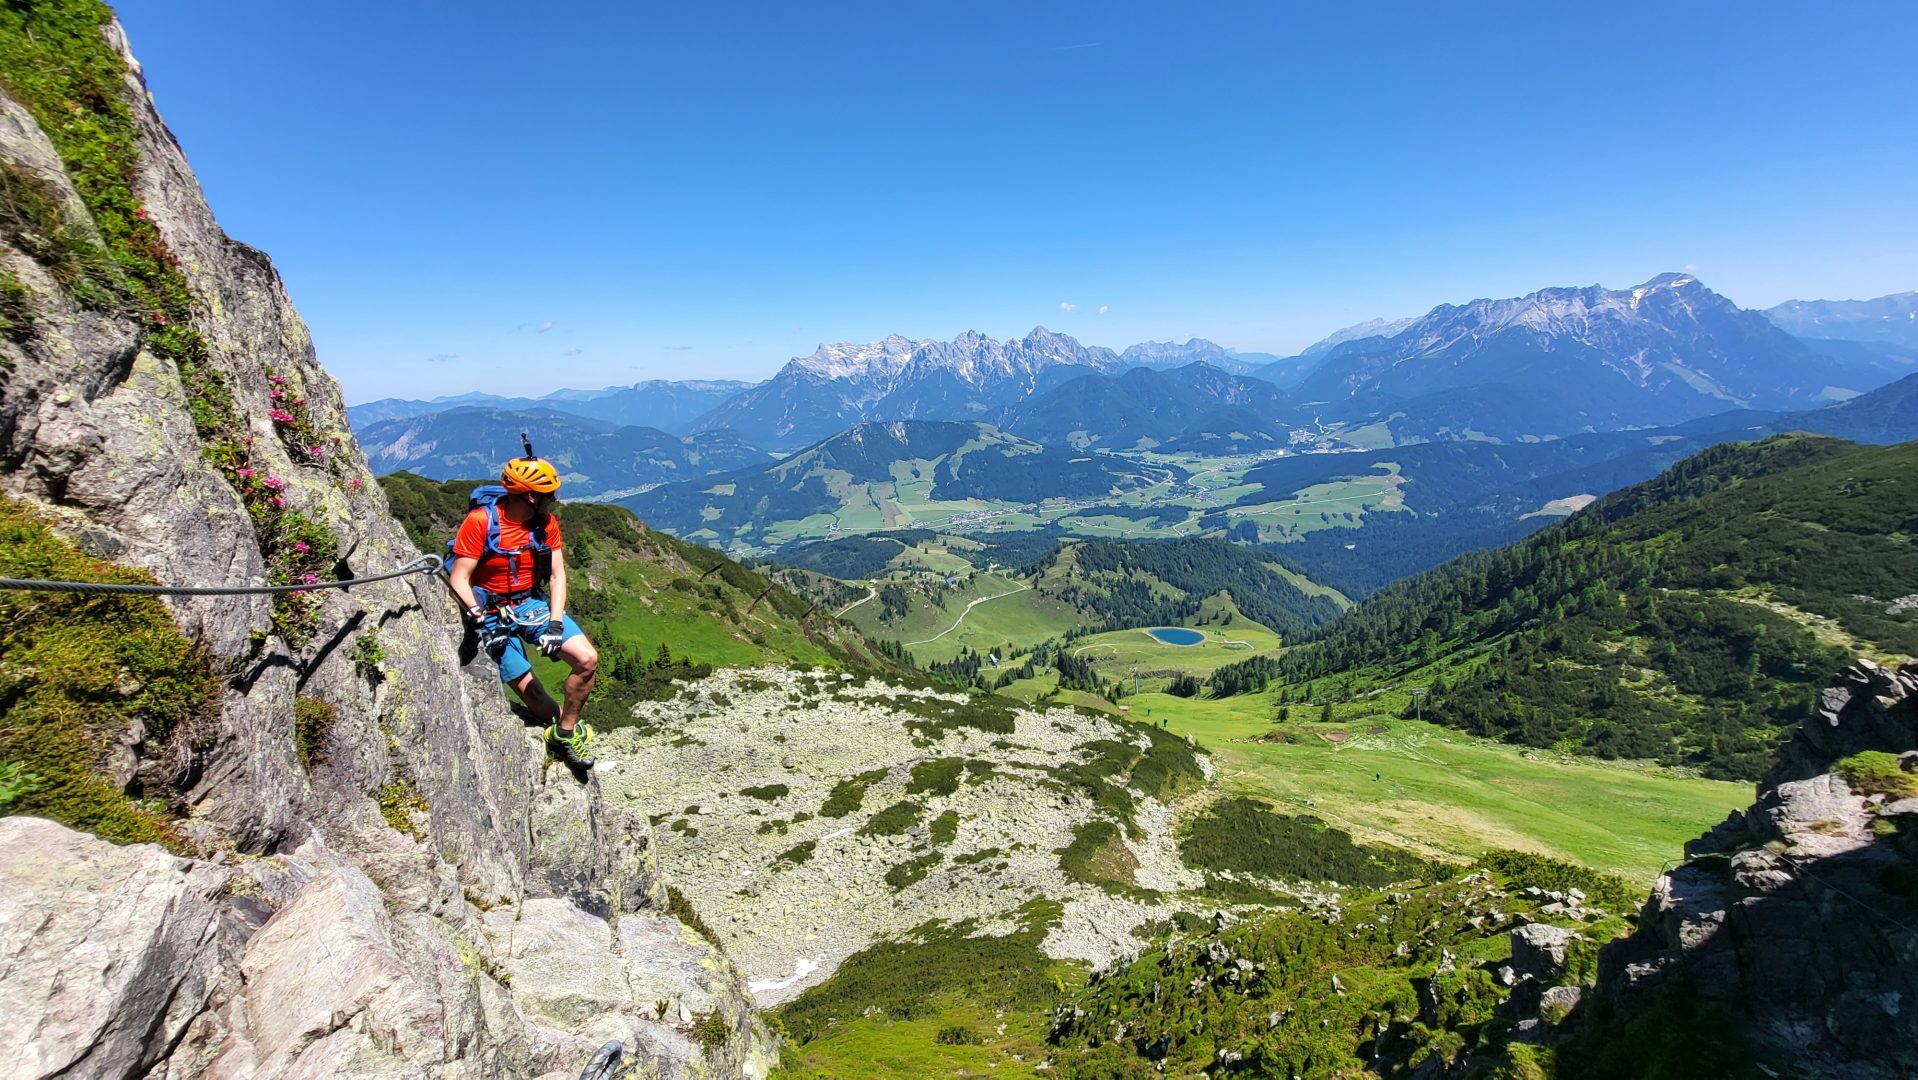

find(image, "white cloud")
[1683,264,1698,273]
[1098,305,1110,315]
[537,320,556,333]
[562,348,584,357]
[426,352,459,363]
[1059,301,1076,313]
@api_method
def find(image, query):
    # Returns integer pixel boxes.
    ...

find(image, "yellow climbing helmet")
[501,456,560,494]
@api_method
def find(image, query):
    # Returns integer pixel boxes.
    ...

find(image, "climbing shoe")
[546,722,595,769]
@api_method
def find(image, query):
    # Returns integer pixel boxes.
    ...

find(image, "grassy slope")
[1135,689,1747,883]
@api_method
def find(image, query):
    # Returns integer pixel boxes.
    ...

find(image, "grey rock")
[481,900,775,1079]
[528,764,668,917]
[0,818,229,1079]
[1539,984,1583,1021]
[1510,923,1581,981]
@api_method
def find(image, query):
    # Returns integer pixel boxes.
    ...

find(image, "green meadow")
[1136,692,1749,884]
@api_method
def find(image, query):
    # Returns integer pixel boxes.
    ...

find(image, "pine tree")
[1321,701,1334,723]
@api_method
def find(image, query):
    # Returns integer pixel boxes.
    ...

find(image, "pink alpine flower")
[296,573,320,586]
[262,476,286,491]
[268,375,285,385]
[306,445,326,459]
[269,409,295,424]
[293,541,310,554]
[269,496,287,509]
[269,388,285,400]
[346,478,364,491]
[236,467,256,479]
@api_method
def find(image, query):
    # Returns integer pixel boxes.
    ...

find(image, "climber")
[446,455,599,769]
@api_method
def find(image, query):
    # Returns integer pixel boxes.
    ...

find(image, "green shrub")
[775,912,1059,1044]
[929,809,960,847]
[1477,849,1641,913]
[350,632,386,682]
[378,775,428,840]
[692,1010,730,1055]
[776,840,817,865]
[885,852,942,890]
[907,757,965,797]
[935,1024,982,1046]
[860,800,924,837]
[819,768,888,818]
[1182,796,1427,887]
[740,783,789,801]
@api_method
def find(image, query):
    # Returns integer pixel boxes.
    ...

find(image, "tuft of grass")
[378,774,429,840]
[1834,750,1918,801]
[0,268,35,343]
[693,1010,730,1056]
[293,695,335,767]
[668,884,724,949]
[740,782,790,801]
[776,839,817,866]
[0,497,219,848]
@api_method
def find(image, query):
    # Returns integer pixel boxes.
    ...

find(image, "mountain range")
[347,279,1916,465]
[1764,290,1918,348]
[684,328,1249,450]
[355,406,768,497]
[348,379,753,434]
[1288,273,1895,440]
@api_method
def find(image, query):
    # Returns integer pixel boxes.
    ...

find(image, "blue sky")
[117,1,1918,403]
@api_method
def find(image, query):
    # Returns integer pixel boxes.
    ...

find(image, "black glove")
[537,620,566,658]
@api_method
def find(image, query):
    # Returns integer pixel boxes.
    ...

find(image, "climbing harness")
[0,554,443,596]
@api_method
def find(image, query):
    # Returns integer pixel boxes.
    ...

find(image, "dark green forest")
[1057,537,1344,640]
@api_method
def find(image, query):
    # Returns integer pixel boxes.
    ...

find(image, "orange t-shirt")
[453,507,562,596]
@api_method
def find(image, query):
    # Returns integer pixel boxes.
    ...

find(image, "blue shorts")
[477,595,584,685]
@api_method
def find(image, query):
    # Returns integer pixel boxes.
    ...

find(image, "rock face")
[0,12,769,1079]
[1593,659,1918,1078]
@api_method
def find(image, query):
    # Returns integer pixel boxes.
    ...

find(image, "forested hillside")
[1239,436,1916,779]
[1059,537,1343,640]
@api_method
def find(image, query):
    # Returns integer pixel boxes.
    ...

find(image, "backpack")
[442,484,553,596]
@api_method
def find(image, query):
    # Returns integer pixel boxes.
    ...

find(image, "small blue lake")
[1147,627,1205,646]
